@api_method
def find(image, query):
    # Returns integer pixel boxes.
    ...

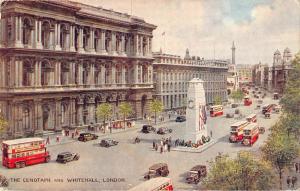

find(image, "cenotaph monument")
[185,78,208,143]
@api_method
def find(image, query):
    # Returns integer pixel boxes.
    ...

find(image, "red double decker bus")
[129,177,173,191]
[2,138,50,169]
[244,96,252,106]
[209,105,223,117]
[242,123,259,146]
[246,113,257,123]
[229,120,250,143]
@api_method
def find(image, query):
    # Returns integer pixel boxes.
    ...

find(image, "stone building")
[227,42,239,95]
[153,49,228,111]
[0,0,156,138]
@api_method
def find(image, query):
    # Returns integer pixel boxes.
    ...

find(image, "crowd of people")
[286,162,300,188]
[45,128,80,145]
[153,137,172,153]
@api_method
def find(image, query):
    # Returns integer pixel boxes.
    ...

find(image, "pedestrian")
[46,136,50,145]
[167,144,171,152]
[155,143,158,151]
[153,141,155,149]
[109,126,112,133]
[169,136,172,144]
[160,146,163,154]
[56,135,60,143]
[287,176,292,188]
[160,139,164,147]
[71,132,74,139]
[168,114,171,119]
[62,129,65,137]
[295,162,299,173]
[164,143,168,152]
[210,130,212,138]
[75,128,79,136]
[292,176,297,188]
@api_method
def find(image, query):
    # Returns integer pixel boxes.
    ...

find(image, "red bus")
[229,120,250,143]
[246,113,257,123]
[244,96,252,106]
[242,123,259,146]
[262,104,273,114]
[209,105,223,117]
[128,177,173,191]
[2,138,50,168]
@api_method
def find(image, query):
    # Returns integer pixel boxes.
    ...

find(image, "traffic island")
[171,139,217,153]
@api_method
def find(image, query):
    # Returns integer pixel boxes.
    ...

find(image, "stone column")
[55,23,62,50]
[111,62,116,85]
[78,62,83,85]
[88,98,95,124]
[14,16,23,48]
[134,34,139,56]
[55,99,62,131]
[70,25,76,52]
[134,62,139,84]
[121,64,126,85]
[89,28,96,53]
[111,32,117,55]
[56,61,61,85]
[35,60,41,86]
[149,37,152,54]
[100,30,107,55]
[19,60,23,87]
[34,100,43,134]
[77,28,84,53]
[14,59,19,87]
[90,62,95,85]
[77,98,83,126]
[101,64,105,85]
[146,37,150,57]
[70,98,76,126]
[121,34,126,56]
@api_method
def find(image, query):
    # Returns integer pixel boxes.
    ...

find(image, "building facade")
[153,49,228,111]
[236,64,253,84]
[0,0,156,138]
[252,48,293,93]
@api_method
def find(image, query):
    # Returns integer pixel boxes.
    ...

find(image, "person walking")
[287,176,292,188]
[153,141,156,149]
[46,136,50,145]
[295,162,299,173]
[292,176,297,188]
[56,135,60,143]
[155,143,158,151]
[164,143,168,152]
[160,146,163,154]
[167,144,171,152]
[210,130,213,138]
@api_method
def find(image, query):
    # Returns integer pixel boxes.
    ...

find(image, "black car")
[142,125,156,133]
[78,133,98,142]
[99,139,119,147]
[56,152,80,164]
[175,116,186,122]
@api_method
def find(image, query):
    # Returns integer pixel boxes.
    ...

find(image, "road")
[1,93,280,191]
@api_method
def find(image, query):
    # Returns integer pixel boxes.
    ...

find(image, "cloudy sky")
[73,0,300,66]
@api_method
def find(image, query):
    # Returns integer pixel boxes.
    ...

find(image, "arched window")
[94,30,100,52]
[23,60,34,86]
[41,60,53,86]
[23,107,30,131]
[142,37,147,56]
[82,63,89,85]
[105,64,111,84]
[22,18,32,47]
[125,65,129,84]
[61,63,69,85]
[115,64,122,84]
[142,65,148,83]
[94,64,101,85]
[105,31,111,52]
[83,28,89,51]
[60,24,69,50]
[41,21,51,49]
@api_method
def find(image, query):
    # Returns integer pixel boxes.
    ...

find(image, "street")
[2,93,280,191]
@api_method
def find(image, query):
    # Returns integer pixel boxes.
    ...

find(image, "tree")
[118,102,133,129]
[0,114,8,133]
[230,89,244,103]
[203,151,275,190]
[280,51,300,114]
[213,95,222,105]
[96,103,112,133]
[150,99,164,124]
[261,130,300,189]
[272,114,300,139]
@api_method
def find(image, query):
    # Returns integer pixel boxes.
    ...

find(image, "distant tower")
[231,41,235,65]
[283,47,292,65]
[184,48,191,60]
[273,50,282,66]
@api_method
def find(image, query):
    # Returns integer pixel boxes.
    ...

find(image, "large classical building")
[153,49,228,110]
[0,0,156,138]
[252,48,293,93]
[236,64,253,84]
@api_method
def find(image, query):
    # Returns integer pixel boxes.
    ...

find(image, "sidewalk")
[282,161,300,190]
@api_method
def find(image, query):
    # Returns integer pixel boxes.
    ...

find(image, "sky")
[71,0,300,66]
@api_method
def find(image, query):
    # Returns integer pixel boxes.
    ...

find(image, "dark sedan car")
[157,127,172,135]
[142,125,156,133]
[56,152,80,164]
[175,116,186,122]
[78,133,98,142]
[99,139,118,147]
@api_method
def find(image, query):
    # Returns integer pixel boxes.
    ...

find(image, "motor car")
[56,152,80,164]
[258,99,263,104]
[175,116,186,122]
[78,133,98,142]
[142,125,156,133]
[231,103,238,108]
[99,138,118,147]
[265,112,271,119]
[186,165,207,184]
[234,109,240,114]
[259,127,265,134]
[157,127,172,135]
[258,91,261,94]
[144,163,169,180]
[226,113,234,118]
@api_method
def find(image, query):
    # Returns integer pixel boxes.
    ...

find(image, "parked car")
[99,138,118,147]
[186,165,207,184]
[157,127,172,135]
[78,133,98,142]
[258,99,263,104]
[56,152,80,163]
[144,163,169,180]
[175,116,186,122]
[259,126,265,134]
[142,125,156,133]
[234,109,240,114]
[265,112,271,119]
